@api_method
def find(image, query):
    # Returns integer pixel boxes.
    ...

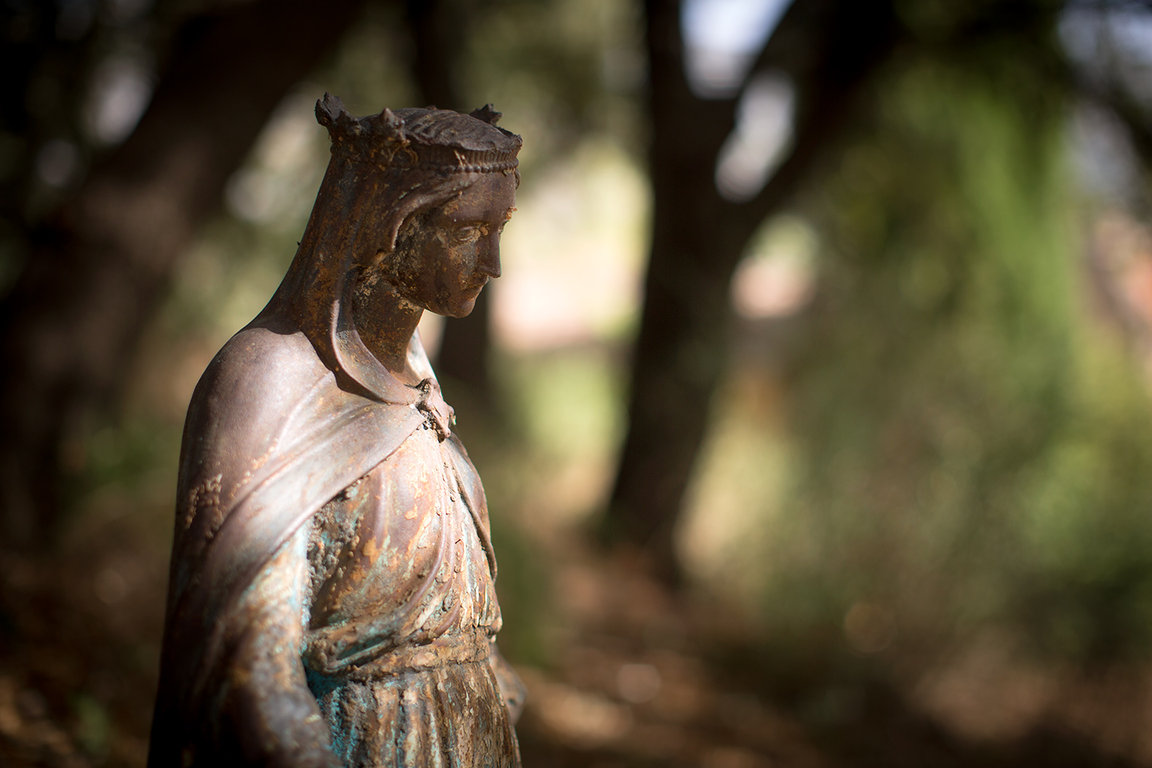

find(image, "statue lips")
[466,274,491,298]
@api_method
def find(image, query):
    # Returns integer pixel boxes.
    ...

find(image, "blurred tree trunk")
[605,0,903,580]
[0,0,366,548]
[404,0,496,403]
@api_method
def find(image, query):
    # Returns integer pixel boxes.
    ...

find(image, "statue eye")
[451,224,483,244]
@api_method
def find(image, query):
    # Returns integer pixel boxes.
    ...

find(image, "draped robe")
[148,322,522,767]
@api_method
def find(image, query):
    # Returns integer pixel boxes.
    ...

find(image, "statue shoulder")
[179,327,329,472]
[209,324,321,388]
[194,326,324,415]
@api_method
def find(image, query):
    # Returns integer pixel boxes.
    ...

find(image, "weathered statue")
[148,95,523,767]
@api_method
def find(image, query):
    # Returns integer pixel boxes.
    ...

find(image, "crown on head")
[316,93,522,173]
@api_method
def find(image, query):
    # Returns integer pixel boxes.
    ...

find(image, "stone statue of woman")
[148,95,524,767]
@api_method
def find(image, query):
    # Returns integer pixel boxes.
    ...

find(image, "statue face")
[389,173,517,318]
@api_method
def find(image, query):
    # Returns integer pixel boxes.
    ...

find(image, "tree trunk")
[606,0,902,580]
[0,0,366,547]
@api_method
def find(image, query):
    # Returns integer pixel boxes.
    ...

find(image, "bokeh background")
[3,0,1152,765]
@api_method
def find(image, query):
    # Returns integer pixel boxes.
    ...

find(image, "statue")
[148,95,524,767]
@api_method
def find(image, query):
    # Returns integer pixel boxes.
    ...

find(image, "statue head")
[314,96,521,321]
[266,96,522,401]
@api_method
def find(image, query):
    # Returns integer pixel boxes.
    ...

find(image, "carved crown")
[315,93,522,173]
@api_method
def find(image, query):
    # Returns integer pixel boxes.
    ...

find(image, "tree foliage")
[769,39,1152,663]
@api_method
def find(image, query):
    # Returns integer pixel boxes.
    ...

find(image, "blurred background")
[3,0,1152,765]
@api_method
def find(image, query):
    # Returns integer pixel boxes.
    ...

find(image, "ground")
[1,504,1150,768]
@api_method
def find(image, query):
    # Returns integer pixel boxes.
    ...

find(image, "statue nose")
[479,235,501,279]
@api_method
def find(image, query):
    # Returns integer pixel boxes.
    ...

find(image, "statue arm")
[221,524,339,767]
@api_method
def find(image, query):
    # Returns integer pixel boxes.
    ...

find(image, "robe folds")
[148,323,521,767]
